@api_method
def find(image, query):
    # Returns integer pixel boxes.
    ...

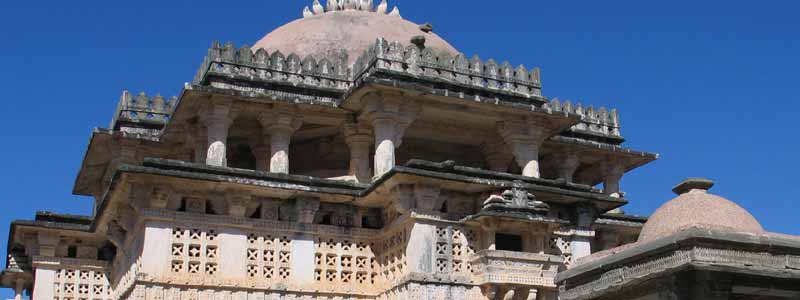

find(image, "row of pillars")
[194,95,625,194]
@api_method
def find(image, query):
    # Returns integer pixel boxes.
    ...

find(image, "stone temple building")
[2,1,799,300]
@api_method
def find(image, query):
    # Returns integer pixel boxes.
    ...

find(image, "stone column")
[497,117,552,178]
[193,124,208,164]
[344,123,374,183]
[603,162,625,198]
[251,144,270,172]
[572,204,597,260]
[555,152,581,182]
[359,93,419,178]
[14,278,24,300]
[32,268,55,300]
[258,108,303,174]
[481,220,500,250]
[200,102,236,167]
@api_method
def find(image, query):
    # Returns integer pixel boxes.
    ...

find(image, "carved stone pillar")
[481,219,500,250]
[344,123,373,183]
[502,289,515,300]
[555,152,581,182]
[14,278,24,300]
[200,102,236,167]
[258,108,303,174]
[251,144,271,171]
[525,289,538,300]
[603,161,625,197]
[497,117,552,178]
[359,93,419,178]
[192,123,208,164]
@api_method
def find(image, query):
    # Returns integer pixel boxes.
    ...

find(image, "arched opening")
[227,143,257,170]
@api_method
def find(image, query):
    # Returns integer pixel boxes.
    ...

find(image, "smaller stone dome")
[638,178,764,243]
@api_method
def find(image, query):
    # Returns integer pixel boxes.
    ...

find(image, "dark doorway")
[495,233,523,251]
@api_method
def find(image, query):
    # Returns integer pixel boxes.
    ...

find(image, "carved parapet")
[354,38,543,98]
[547,99,622,139]
[471,250,563,288]
[194,41,351,91]
[110,90,177,134]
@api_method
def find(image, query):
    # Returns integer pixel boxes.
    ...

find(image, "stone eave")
[350,68,547,107]
[4,218,95,273]
[461,211,570,226]
[363,159,628,211]
[72,128,164,196]
[594,213,648,229]
[72,128,111,196]
[557,227,800,285]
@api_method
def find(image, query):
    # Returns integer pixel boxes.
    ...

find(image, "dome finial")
[307,0,397,16]
[312,0,325,14]
[376,0,388,14]
[672,178,715,195]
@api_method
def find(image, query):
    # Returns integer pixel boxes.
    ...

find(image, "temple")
[3,1,799,300]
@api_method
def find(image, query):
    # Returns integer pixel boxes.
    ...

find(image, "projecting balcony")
[470,250,564,289]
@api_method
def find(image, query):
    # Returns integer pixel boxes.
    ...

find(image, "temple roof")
[253,0,458,64]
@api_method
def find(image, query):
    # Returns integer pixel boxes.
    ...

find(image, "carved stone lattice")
[245,233,292,281]
[53,268,110,300]
[313,237,378,290]
[169,227,220,276]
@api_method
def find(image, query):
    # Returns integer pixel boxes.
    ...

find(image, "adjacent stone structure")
[7,2,793,300]
[557,179,800,300]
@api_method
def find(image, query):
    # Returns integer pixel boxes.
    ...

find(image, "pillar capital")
[497,116,554,178]
[199,101,238,167]
[553,151,581,182]
[358,92,420,178]
[602,158,626,197]
[199,101,237,128]
[358,92,420,147]
[258,107,303,134]
[344,122,374,182]
[257,106,303,174]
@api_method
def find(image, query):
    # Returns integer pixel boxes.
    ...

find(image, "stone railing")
[546,99,621,138]
[193,41,352,91]
[110,90,176,132]
[353,38,543,98]
[193,39,543,99]
[470,250,563,288]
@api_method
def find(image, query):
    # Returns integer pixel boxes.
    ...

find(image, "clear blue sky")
[1,0,798,296]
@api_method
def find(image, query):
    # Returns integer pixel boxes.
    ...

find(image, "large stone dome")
[252,8,458,65]
[638,178,764,242]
